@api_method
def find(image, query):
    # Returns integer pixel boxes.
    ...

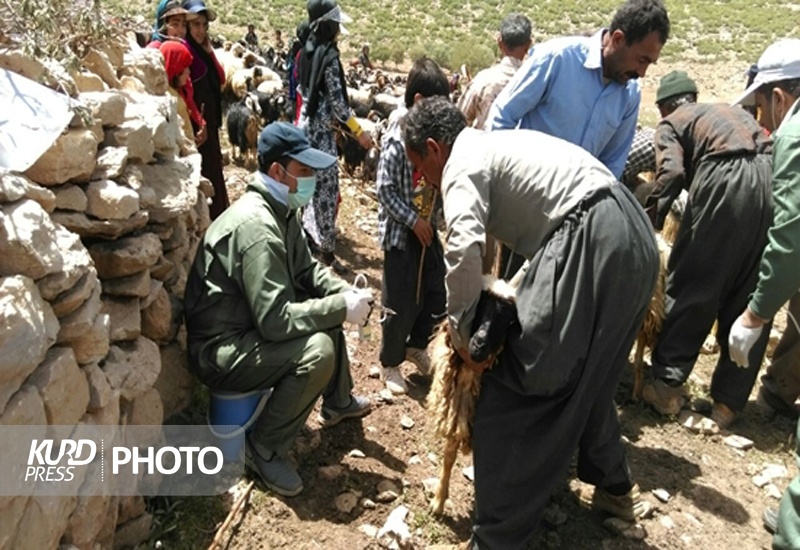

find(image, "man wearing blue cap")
[184,122,373,497]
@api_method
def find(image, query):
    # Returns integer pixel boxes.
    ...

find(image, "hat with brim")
[183,0,217,22]
[733,39,800,107]
[655,70,698,104]
[161,0,196,20]
[258,122,337,170]
[312,3,352,35]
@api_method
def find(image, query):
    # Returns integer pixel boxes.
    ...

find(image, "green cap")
[656,70,698,104]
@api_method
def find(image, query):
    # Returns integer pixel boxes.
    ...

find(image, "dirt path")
[164,161,798,550]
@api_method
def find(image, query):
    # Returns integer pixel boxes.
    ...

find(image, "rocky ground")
[149,58,797,550]
[151,162,797,550]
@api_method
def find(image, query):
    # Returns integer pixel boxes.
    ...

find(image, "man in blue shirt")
[488,0,670,180]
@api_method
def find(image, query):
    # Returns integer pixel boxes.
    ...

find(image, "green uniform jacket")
[184,175,350,379]
[750,98,800,320]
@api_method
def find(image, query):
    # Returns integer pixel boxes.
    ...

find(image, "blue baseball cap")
[182,0,217,21]
[257,122,337,170]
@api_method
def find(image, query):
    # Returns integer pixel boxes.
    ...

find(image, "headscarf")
[151,0,188,42]
[298,1,350,118]
[160,41,204,129]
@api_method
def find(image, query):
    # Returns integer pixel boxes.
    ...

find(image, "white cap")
[733,39,800,107]
[316,4,352,35]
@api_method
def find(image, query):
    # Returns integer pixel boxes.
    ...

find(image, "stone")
[193,188,211,233]
[57,283,102,344]
[335,492,358,514]
[117,495,146,526]
[149,256,175,282]
[119,75,146,93]
[84,361,113,411]
[79,91,127,127]
[0,170,55,211]
[358,524,378,538]
[102,295,141,342]
[767,484,783,500]
[137,156,202,223]
[90,147,129,181]
[89,233,162,279]
[113,512,153,550]
[724,435,754,451]
[376,480,401,503]
[408,455,421,465]
[753,464,790,488]
[369,365,381,379]
[0,47,46,81]
[652,488,671,503]
[360,499,377,511]
[74,71,106,93]
[421,478,439,497]
[119,47,168,95]
[140,279,164,309]
[64,493,113,549]
[462,465,475,482]
[81,49,121,89]
[318,465,344,481]
[153,344,194,420]
[0,276,59,412]
[11,496,77,550]
[141,286,172,342]
[378,388,395,403]
[103,270,151,298]
[377,505,411,549]
[28,347,90,426]
[24,129,98,185]
[198,176,214,199]
[82,391,121,427]
[602,517,646,540]
[51,209,148,239]
[162,217,188,251]
[349,449,366,458]
[50,268,99,318]
[164,261,187,299]
[400,415,415,429]
[122,92,181,157]
[0,384,46,425]
[85,179,140,220]
[0,496,29,549]
[660,515,676,530]
[36,226,93,300]
[0,199,64,280]
[54,184,88,212]
[103,337,162,400]
[58,307,105,364]
[105,120,154,164]
[122,387,164,426]
[679,410,719,435]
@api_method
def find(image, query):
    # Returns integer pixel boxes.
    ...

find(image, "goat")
[427,270,522,515]
[226,92,262,167]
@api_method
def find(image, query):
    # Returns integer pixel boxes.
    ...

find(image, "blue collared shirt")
[487,30,640,180]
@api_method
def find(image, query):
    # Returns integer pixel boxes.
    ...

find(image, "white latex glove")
[728,315,764,368]
[344,288,373,326]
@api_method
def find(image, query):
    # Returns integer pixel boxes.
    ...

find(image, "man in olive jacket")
[185,122,373,497]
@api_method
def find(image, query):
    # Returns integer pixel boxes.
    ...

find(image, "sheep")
[427,270,523,516]
[229,66,277,100]
[226,92,262,167]
[254,90,288,126]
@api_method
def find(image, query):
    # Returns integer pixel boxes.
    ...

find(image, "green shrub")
[450,40,495,73]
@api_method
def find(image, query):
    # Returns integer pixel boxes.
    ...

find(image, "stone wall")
[0,38,211,550]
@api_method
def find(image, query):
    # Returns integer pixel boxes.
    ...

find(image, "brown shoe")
[582,484,653,522]
[642,379,687,416]
[710,402,736,430]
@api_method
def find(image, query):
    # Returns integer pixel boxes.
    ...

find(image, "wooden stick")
[207,481,255,550]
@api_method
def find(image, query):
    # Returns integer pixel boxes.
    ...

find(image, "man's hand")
[357,131,373,150]
[412,218,433,247]
[455,345,494,375]
[344,288,373,326]
[729,308,767,368]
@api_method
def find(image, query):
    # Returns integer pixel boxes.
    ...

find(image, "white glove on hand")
[728,315,764,368]
[344,288,373,326]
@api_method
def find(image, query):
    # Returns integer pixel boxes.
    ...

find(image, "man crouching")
[184,122,372,497]
[402,97,659,549]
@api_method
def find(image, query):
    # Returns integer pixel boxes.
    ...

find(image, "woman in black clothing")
[183,0,229,219]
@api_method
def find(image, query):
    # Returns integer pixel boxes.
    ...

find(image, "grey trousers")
[199,328,354,455]
[471,185,659,549]
[652,154,773,411]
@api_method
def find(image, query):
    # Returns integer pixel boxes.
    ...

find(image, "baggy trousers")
[198,328,354,456]
[762,292,800,408]
[775,419,800,550]
[380,233,446,367]
[471,185,659,549]
[652,154,773,411]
